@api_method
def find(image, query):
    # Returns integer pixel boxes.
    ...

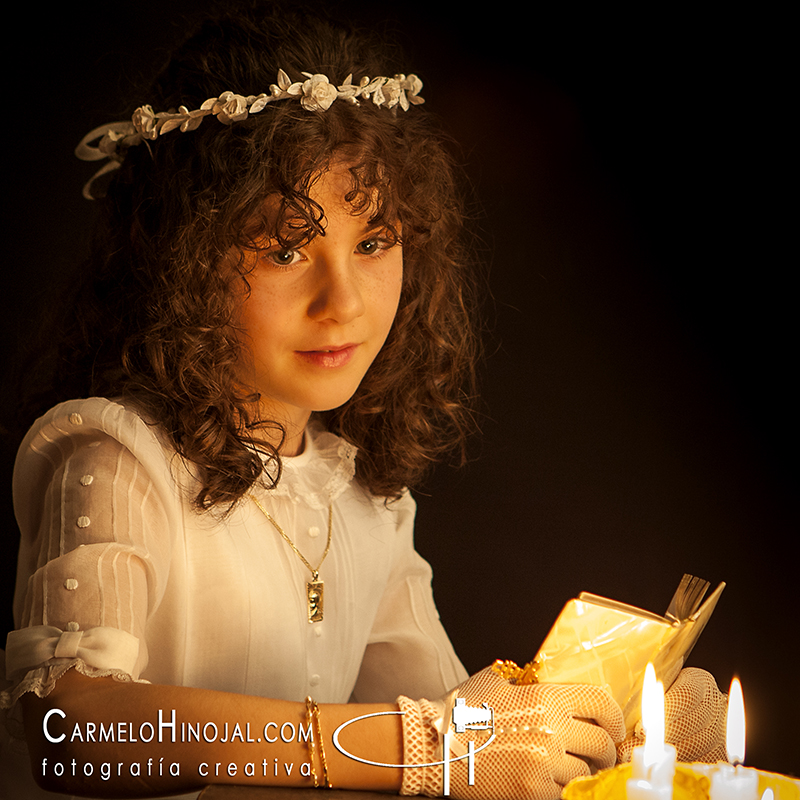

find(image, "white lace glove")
[617,667,728,764]
[397,666,625,799]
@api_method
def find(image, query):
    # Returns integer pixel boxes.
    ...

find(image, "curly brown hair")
[37,7,480,510]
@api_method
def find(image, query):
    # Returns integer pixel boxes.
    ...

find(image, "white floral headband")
[75,70,424,199]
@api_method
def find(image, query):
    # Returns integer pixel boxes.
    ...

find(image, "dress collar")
[261,421,357,509]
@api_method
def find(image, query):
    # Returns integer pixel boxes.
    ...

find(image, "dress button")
[66,622,80,632]
[314,626,323,638]
[76,516,91,528]
[308,526,320,538]
[80,475,94,486]
[309,674,320,686]
[64,579,79,591]
[69,413,83,425]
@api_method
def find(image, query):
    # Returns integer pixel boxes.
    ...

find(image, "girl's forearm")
[21,669,403,797]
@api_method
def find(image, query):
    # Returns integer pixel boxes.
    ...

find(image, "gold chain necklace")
[251,496,332,623]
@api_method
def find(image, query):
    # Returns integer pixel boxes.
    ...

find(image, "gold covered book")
[533,574,725,731]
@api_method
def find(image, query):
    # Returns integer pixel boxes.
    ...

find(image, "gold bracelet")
[305,696,320,787]
[305,696,332,788]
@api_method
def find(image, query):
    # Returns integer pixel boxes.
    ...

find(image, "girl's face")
[235,164,403,449]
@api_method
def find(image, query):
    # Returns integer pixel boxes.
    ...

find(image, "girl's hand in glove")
[618,667,728,764]
[663,667,727,762]
[398,666,625,799]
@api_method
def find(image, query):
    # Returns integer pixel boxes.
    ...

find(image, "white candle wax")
[627,664,676,800]
[710,763,759,800]
[709,677,759,800]
[627,743,677,800]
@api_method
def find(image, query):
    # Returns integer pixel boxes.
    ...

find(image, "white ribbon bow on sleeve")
[4,625,140,680]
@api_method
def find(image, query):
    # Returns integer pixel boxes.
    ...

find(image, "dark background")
[3,0,796,777]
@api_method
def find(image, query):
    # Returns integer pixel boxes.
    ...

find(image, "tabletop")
[198,785,394,799]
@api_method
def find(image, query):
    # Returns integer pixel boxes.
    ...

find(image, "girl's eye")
[264,248,301,267]
[355,236,393,256]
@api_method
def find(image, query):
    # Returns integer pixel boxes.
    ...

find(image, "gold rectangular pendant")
[307,580,324,623]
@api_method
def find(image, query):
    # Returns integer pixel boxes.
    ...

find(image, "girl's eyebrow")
[357,219,402,241]
[359,219,393,233]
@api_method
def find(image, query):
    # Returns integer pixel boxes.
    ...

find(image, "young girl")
[1,6,727,799]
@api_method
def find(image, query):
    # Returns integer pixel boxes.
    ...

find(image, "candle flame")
[727,677,746,764]
[642,663,665,767]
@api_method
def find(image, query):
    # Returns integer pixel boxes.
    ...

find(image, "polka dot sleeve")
[3,399,176,705]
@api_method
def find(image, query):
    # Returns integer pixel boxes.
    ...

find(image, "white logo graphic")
[452,697,492,733]
[332,699,495,795]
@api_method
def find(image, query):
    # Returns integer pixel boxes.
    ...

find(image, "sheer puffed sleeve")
[3,398,180,705]
[351,491,468,703]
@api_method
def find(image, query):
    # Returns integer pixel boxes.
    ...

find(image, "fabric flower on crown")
[300,73,338,111]
[132,105,158,139]
[204,92,249,124]
[337,74,370,105]
[380,77,403,109]
[270,69,304,100]
[399,74,425,110]
[361,77,387,105]
[247,93,272,114]
[155,105,210,135]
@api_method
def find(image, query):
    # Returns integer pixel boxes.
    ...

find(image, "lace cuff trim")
[5,624,140,683]
[1,658,150,719]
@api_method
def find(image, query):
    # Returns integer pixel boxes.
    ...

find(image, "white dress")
[1,397,467,798]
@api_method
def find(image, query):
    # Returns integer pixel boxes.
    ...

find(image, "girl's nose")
[307,256,365,324]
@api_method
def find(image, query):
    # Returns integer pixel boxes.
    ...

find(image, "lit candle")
[627,663,677,800]
[710,678,759,800]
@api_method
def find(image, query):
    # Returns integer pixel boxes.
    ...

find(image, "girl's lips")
[295,344,358,368]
